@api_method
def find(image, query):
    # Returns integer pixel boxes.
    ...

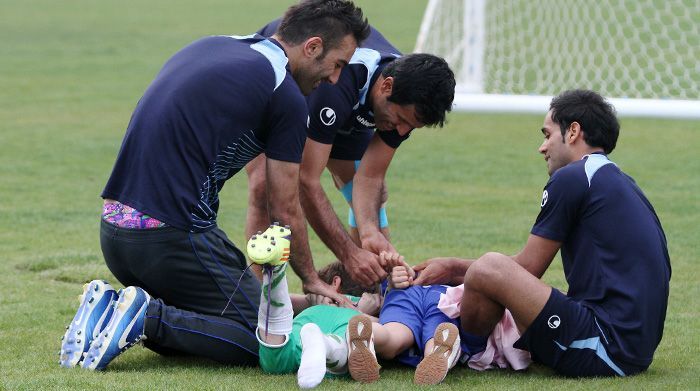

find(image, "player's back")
[103,35,305,231]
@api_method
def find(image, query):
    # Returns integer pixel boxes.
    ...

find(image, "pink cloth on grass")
[437,284,532,371]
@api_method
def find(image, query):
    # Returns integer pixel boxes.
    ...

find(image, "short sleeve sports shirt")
[531,153,671,367]
[102,35,308,232]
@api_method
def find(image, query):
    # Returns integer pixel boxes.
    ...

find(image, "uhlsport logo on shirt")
[547,315,561,329]
[541,190,549,207]
[320,107,336,126]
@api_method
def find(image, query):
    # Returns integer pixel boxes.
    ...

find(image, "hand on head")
[302,277,353,308]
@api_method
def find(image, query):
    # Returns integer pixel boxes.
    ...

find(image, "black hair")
[381,53,455,127]
[277,0,370,54]
[550,89,620,154]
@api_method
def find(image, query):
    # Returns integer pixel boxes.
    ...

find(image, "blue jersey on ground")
[531,152,671,368]
[102,35,307,232]
[259,20,410,160]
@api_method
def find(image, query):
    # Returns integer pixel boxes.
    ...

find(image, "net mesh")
[416,0,700,100]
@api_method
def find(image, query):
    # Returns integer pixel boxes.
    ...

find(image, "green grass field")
[1,0,699,389]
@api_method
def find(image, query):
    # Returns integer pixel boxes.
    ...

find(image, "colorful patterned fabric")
[102,201,166,229]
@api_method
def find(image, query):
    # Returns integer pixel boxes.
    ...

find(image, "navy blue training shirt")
[259,20,410,160]
[532,153,671,368]
[102,35,308,232]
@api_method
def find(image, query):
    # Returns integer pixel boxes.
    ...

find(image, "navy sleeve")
[306,73,359,144]
[257,18,281,37]
[263,78,308,163]
[377,129,411,149]
[531,167,587,242]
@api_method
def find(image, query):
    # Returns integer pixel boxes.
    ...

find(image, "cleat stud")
[251,235,257,240]
[61,336,64,341]
[88,297,94,304]
[77,330,81,335]
[271,241,276,246]
[273,221,279,226]
[267,248,271,252]
[251,244,255,248]
[263,235,268,239]
[257,231,262,235]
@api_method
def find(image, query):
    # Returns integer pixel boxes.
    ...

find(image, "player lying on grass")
[249,225,382,389]
[346,252,487,385]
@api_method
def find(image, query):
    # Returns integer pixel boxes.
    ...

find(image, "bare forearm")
[268,197,318,284]
[300,178,358,260]
[352,174,383,242]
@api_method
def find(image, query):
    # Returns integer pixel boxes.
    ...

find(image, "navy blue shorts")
[514,289,643,377]
[329,128,373,160]
[379,285,487,367]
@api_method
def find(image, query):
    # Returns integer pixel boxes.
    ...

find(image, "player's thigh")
[514,290,628,377]
[379,288,423,347]
[465,253,551,330]
[327,158,358,189]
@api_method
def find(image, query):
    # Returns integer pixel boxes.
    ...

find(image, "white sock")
[324,333,348,375]
[298,323,327,389]
[257,264,293,336]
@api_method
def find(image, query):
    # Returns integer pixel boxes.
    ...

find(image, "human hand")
[389,265,416,289]
[356,292,382,316]
[412,257,467,286]
[361,231,396,256]
[343,248,388,287]
[305,293,336,307]
[302,277,353,307]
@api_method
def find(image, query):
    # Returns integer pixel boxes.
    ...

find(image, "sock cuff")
[256,326,290,348]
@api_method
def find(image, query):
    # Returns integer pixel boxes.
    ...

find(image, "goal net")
[415,0,700,119]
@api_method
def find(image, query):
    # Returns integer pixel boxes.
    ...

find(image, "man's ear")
[567,121,583,144]
[380,76,394,96]
[302,36,323,59]
[332,275,342,292]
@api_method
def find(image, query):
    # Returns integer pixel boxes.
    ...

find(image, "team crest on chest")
[541,190,549,207]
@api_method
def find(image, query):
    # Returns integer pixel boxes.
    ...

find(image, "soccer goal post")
[414,0,700,119]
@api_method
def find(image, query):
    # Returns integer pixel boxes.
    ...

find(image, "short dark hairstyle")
[277,0,370,53]
[318,261,379,297]
[550,89,620,154]
[382,53,455,127]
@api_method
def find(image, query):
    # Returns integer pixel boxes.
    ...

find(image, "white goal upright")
[415,0,700,119]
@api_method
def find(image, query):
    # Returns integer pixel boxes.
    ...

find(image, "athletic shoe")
[81,286,150,370]
[247,222,291,266]
[414,322,461,385]
[346,314,380,383]
[59,280,118,368]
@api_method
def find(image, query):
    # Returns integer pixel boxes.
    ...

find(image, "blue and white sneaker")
[60,280,118,368]
[81,286,150,370]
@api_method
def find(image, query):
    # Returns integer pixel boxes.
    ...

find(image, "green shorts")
[259,305,360,374]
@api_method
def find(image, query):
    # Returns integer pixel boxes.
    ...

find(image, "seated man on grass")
[412,89,671,377]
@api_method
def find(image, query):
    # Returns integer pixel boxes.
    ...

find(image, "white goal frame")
[414,0,700,119]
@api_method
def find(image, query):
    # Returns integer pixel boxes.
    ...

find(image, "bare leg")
[461,252,552,336]
[371,322,413,359]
